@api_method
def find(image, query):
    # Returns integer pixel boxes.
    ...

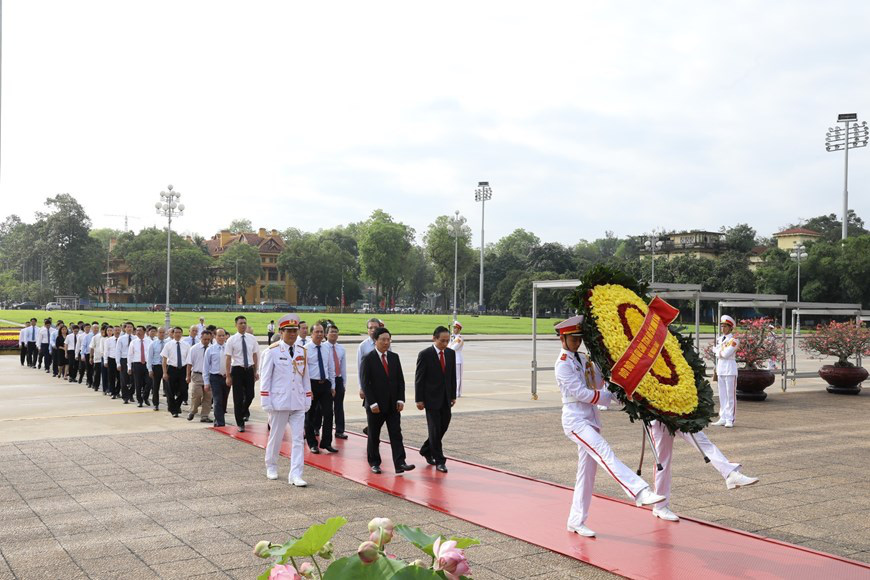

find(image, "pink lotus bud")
[298,562,315,578]
[357,541,380,564]
[370,528,393,546]
[269,564,302,580]
[253,540,272,558]
[367,517,394,533]
[433,537,472,580]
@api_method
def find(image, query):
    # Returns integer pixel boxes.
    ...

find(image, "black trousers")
[333,376,346,433]
[27,342,37,367]
[132,362,148,403]
[107,358,118,396]
[20,343,26,365]
[230,366,255,427]
[210,373,229,426]
[419,404,452,465]
[77,356,87,383]
[365,407,406,469]
[40,344,51,372]
[150,365,164,408]
[119,359,132,401]
[83,357,93,384]
[167,366,186,414]
[52,348,60,375]
[67,351,78,379]
[93,362,102,391]
[305,380,334,448]
[267,332,274,344]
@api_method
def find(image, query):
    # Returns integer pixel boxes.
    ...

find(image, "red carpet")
[214,425,870,579]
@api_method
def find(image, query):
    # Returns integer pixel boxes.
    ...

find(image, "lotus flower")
[298,562,315,578]
[269,564,302,580]
[357,540,380,564]
[370,527,393,546]
[432,537,471,580]
[367,517,394,533]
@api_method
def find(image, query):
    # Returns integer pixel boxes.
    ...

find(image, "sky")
[2,1,870,247]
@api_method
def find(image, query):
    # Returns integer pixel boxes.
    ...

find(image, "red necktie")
[333,345,341,378]
[140,340,145,363]
[439,350,446,373]
[381,353,389,377]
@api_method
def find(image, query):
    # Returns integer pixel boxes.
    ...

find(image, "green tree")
[217,243,262,304]
[359,212,414,309]
[723,223,757,254]
[423,215,474,311]
[278,234,356,305]
[227,219,253,233]
[799,211,867,243]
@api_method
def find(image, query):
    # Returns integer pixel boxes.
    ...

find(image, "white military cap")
[278,313,300,330]
[554,315,584,336]
[720,315,736,327]
[453,320,463,329]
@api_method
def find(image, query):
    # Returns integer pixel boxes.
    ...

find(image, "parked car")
[45,302,64,311]
[12,301,38,310]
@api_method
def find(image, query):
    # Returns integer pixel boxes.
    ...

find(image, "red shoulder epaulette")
[560,353,567,361]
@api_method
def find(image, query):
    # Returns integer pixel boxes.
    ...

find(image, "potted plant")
[802,320,870,395]
[703,318,784,401]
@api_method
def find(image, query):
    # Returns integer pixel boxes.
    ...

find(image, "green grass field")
[1,309,719,336]
[2,310,537,335]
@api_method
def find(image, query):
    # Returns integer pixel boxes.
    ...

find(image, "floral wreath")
[570,265,715,434]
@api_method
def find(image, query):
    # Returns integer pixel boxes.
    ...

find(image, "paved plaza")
[0,338,868,578]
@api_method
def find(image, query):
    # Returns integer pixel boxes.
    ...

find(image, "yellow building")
[639,230,726,261]
[205,229,298,305]
[772,227,822,251]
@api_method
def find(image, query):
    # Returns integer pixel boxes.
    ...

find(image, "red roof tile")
[774,227,821,237]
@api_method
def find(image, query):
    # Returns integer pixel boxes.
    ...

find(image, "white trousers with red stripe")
[455,363,463,397]
[265,409,306,480]
[717,375,737,423]
[648,421,739,508]
[565,424,650,527]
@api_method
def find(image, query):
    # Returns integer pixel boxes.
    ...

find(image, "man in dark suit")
[415,326,457,473]
[360,327,415,475]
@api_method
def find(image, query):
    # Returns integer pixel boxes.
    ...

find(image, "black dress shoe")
[363,426,368,435]
[172,413,179,418]
[370,465,382,474]
[187,413,194,421]
[144,399,150,406]
[238,426,245,433]
[396,463,416,473]
[123,400,129,404]
[137,403,143,408]
[420,451,436,465]
[335,432,348,440]
[322,446,339,453]
[200,417,213,423]
[309,447,321,454]
[436,464,448,473]
[154,407,159,411]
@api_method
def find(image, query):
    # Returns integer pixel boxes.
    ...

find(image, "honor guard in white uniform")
[448,321,464,397]
[555,316,665,538]
[714,315,739,427]
[647,421,759,521]
[260,314,312,487]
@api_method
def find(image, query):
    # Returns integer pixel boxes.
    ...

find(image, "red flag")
[610,296,680,398]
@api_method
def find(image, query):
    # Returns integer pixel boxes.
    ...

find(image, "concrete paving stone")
[796,539,862,558]
[62,539,130,561]
[226,564,267,579]
[150,557,219,577]
[137,544,202,566]
[8,562,88,580]
[78,553,145,574]
[205,550,262,571]
[801,510,870,532]
[91,565,160,580]
[821,531,870,553]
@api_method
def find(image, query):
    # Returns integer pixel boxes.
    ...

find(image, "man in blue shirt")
[203,328,229,427]
[148,326,168,412]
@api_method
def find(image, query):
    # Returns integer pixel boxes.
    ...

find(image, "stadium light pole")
[825,114,868,240]
[643,236,663,283]
[474,181,492,313]
[447,210,466,323]
[155,185,184,330]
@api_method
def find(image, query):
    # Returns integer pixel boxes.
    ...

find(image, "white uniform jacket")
[715,334,739,376]
[448,333,464,364]
[555,349,613,431]
[259,340,312,412]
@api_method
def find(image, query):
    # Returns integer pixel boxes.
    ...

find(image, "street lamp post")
[234,258,240,305]
[155,185,184,330]
[447,210,466,323]
[825,114,868,240]
[474,181,492,313]
[790,242,808,334]
[643,236,663,283]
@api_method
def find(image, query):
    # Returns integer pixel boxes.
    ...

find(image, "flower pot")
[736,368,775,401]
[818,365,867,395]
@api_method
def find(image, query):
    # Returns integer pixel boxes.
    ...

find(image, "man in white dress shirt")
[185,330,213,422]
[261,314,312,486]
[294,321,309,347]
[204,328,229,426]
[65,325,82,383]
[24,317,38,368]
[37,319,53,372]
[104,327,119,398]
[127,325,152,408]
[196,317,206,338]
[225,315,259,433]
[19,322,30,367]
[161,327,191,418]
[304,322,337,454]
[116,322,134,403]
[327,324,348,440]
[148,326,168,411]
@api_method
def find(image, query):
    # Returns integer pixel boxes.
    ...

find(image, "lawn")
[2,310,544,336]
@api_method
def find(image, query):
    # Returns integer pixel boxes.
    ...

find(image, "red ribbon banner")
[610,296,680,398]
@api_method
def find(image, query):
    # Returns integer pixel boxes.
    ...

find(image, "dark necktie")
[176,342,182,368]
[31,326,35,341]
[316,345,326,379]
[439,350,446,373]
[140,340,145,363]
[241,336,249,367]
[574,352,583,365]
[73,335,76,350]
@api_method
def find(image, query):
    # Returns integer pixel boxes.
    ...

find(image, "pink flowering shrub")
[803,321,870,367]
[702,318,785,369]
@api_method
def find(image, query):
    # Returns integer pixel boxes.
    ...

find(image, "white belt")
[562,397,580,404]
